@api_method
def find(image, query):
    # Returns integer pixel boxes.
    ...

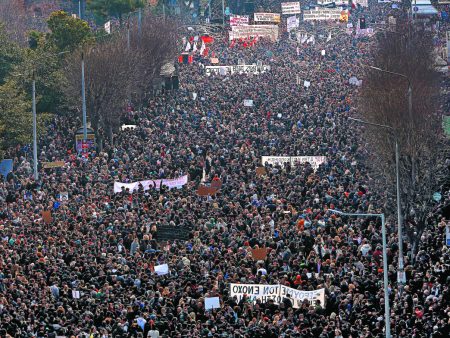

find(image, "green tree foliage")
[0,24,23,85]
[0,80,50,154]
[87,0,145,24]
[47,10,94,52]
[11,45,68,114]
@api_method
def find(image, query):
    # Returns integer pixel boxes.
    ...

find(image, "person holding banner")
[0,3,447,338]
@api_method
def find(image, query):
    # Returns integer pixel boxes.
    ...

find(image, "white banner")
[303,8,342,21]
[317,0,335,5]
[287,16,300,32]
[244,99,254,107]
[354,0,369,6]
[261,156,326,170]
[254,13,281,23]
[104,21,111,34]
[230,25,279,41]
[282,2,301,15]
[114,175,188,193]
[230,15,249,26]
[205,64,271,76]
[230,283,325,307]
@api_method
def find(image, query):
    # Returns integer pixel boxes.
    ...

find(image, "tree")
[357,23,449,263]
[46,10,94,52]
[0,80,51,157]
[132,16,178,102]
[64,34,140,148]
[0,24,23,85]
[63,13,177,149]
[87,0,145,24]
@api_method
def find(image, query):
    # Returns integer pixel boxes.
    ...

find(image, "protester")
[0,1,448,337]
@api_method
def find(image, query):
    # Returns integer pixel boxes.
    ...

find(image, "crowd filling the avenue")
[0,1,449,337]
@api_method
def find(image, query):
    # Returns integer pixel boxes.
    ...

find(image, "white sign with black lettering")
[303,8,342,21]
[254,13,281,23]
[261,156,326,170]
[282,2,301,15]
[205,64,271,76]
[230,284,325,307]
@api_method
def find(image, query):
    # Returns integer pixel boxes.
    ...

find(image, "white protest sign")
[104,21,111,34]
[230,15,249,26]
[321,50,326,56]
[154,264,169,276]
[282,2,301,15]
[304,80,311,88]
[230,284,325,307]
[205,297,221,310]
[72,290,80,299]
[114,175,188,193]
[287,16,299,32]
[303,8,342,21]
[230,25,279,41]
[262,156,327,170]
[120,124,137,131]
[244,99,254,107]
[230,283,282,304]
[279,285,326,307]
[205,64,271,76]
[355,0,369,6]
[254,13,281,23]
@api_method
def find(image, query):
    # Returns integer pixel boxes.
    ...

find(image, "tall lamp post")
[329,209,391,338]
[81,52,87,140]
[349,117,405,284]
[32,72,38,181]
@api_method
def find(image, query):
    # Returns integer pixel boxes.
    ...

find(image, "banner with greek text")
[205,64,271,76]
[303,8,342,21]
[254,13,281,23]
[230,283,325,307]
[282,2,301,15]
[114,175,188,193]
[229,25,279,41]
[261,156,326,170]
[230,14,249,26]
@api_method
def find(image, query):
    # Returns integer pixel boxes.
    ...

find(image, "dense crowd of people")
[0,1,449,337]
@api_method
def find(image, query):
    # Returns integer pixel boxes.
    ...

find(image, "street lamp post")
[329,209,391,338]
[349,117,405,283]
[32,72,38,181]
[81,52,87,140]
[222,0,225,27]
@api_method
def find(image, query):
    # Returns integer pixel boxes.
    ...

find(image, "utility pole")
[222,0,225,27]
[32,72,38,181]
[138,8,142,43]
[163,3,166,22]
[127,18,131,50]
[78,0,82,19]
[81,52,87,140]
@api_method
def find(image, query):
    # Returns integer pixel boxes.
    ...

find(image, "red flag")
[201,35,214,44]
[202,47,209,57]
[178,55,183,63]
[188,55,193,63]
